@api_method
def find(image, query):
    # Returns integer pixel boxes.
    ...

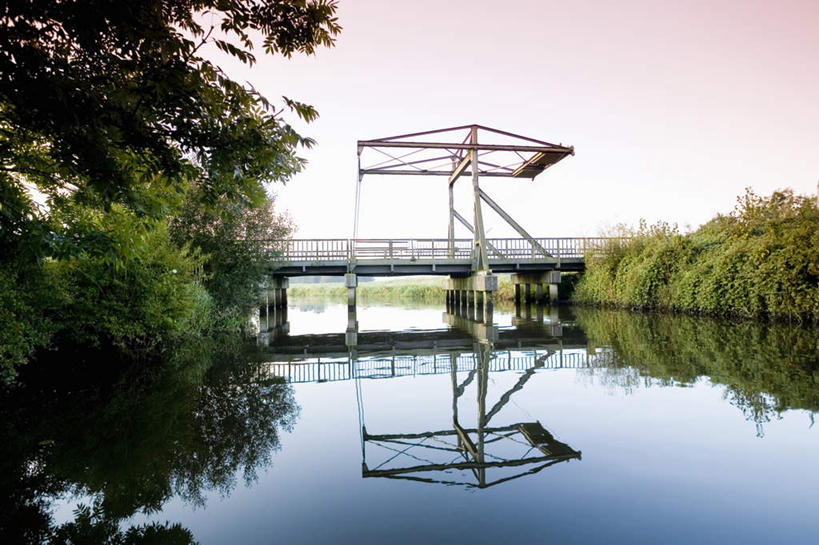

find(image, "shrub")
[575,189,819,321]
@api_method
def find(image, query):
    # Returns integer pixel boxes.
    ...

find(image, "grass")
[289,274,579,304]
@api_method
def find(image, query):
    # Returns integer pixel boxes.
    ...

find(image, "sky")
[219,0,818,239]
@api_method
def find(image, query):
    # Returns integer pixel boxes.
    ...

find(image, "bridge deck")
[264,237,623,276]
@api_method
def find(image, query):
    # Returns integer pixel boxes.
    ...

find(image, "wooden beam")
[359,169,512,178]
[358,141,574,154]
[447,154,471,186]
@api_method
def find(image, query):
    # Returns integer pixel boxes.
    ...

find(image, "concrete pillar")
[345,273,357,308]
[514,284,521,304]
[548,271,561,303]
[346,305,358,348]
[483,291,494,324]
[524,283,531,302]
[535,283,544,304]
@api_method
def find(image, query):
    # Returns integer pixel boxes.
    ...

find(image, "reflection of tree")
[0,341,298,543]
[576,308,819,434]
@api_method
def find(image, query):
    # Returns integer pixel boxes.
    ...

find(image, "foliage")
[46,205,213,351]
[575,308,819,434]
[0,1,339,375]
[0,0,340,236]
[0,262,57,379]
[574,189,819,321]
[170,188,294,321]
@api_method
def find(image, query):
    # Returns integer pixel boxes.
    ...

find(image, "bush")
[574,189,819,321]
[48,207,212,351]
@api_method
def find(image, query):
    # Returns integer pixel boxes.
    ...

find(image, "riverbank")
[289,274,579,304]
[573,189,819,322]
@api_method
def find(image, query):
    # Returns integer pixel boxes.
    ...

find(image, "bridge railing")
[263,237,627,262]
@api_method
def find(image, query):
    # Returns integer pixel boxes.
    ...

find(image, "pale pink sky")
[220,0,819,238]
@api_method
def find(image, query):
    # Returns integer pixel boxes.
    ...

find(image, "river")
[2,300,818,544]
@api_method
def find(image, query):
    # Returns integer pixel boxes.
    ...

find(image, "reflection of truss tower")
[356,307,581,489]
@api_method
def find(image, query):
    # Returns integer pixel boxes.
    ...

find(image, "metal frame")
[354,124,574,272]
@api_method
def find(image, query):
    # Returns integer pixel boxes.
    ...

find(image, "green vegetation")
[291,277,447,303]
[290,274,579,304]
[574,189,819,321]
[576,308,819,433]
[0,1,341,380]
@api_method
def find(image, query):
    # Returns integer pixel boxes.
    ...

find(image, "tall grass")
[289,275,577,304]
[574,189,819,321]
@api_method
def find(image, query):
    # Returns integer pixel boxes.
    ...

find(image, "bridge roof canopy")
[357,124,574,181]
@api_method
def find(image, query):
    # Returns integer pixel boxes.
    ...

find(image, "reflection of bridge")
[261,303,588,489]
[264,346,594,384]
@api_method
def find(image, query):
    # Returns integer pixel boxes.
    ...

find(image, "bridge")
[257,125,623,315]
[264,236,621,277]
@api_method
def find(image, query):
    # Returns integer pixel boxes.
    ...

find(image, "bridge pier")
[445,272,497,324]
[257,277,289,345]
[512,271,561,305]
[345,273,358,307]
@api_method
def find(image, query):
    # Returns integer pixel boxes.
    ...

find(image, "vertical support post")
[346,304,358,348]
[483,291,494,324]
[470,126,489,271]
[548,271,561,304]
[345,273,357,308]
[514,284,521,304]
[353,149,363,244]
[524,283,531,302]
[448,179,455,258]
[535,283,544,304]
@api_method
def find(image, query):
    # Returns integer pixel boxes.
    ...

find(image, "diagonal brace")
[452,210,501,258]
[448,153,471,186]
[477,188,552,259]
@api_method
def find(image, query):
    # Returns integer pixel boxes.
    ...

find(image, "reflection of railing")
[260,237,627,262]
[264,350,596,384]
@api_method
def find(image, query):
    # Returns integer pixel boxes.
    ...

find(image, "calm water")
[2,300,818,544]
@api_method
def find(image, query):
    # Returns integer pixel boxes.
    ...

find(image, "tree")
[0,1,340,242]
[170,187,294,319]
[0,2,340,375]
